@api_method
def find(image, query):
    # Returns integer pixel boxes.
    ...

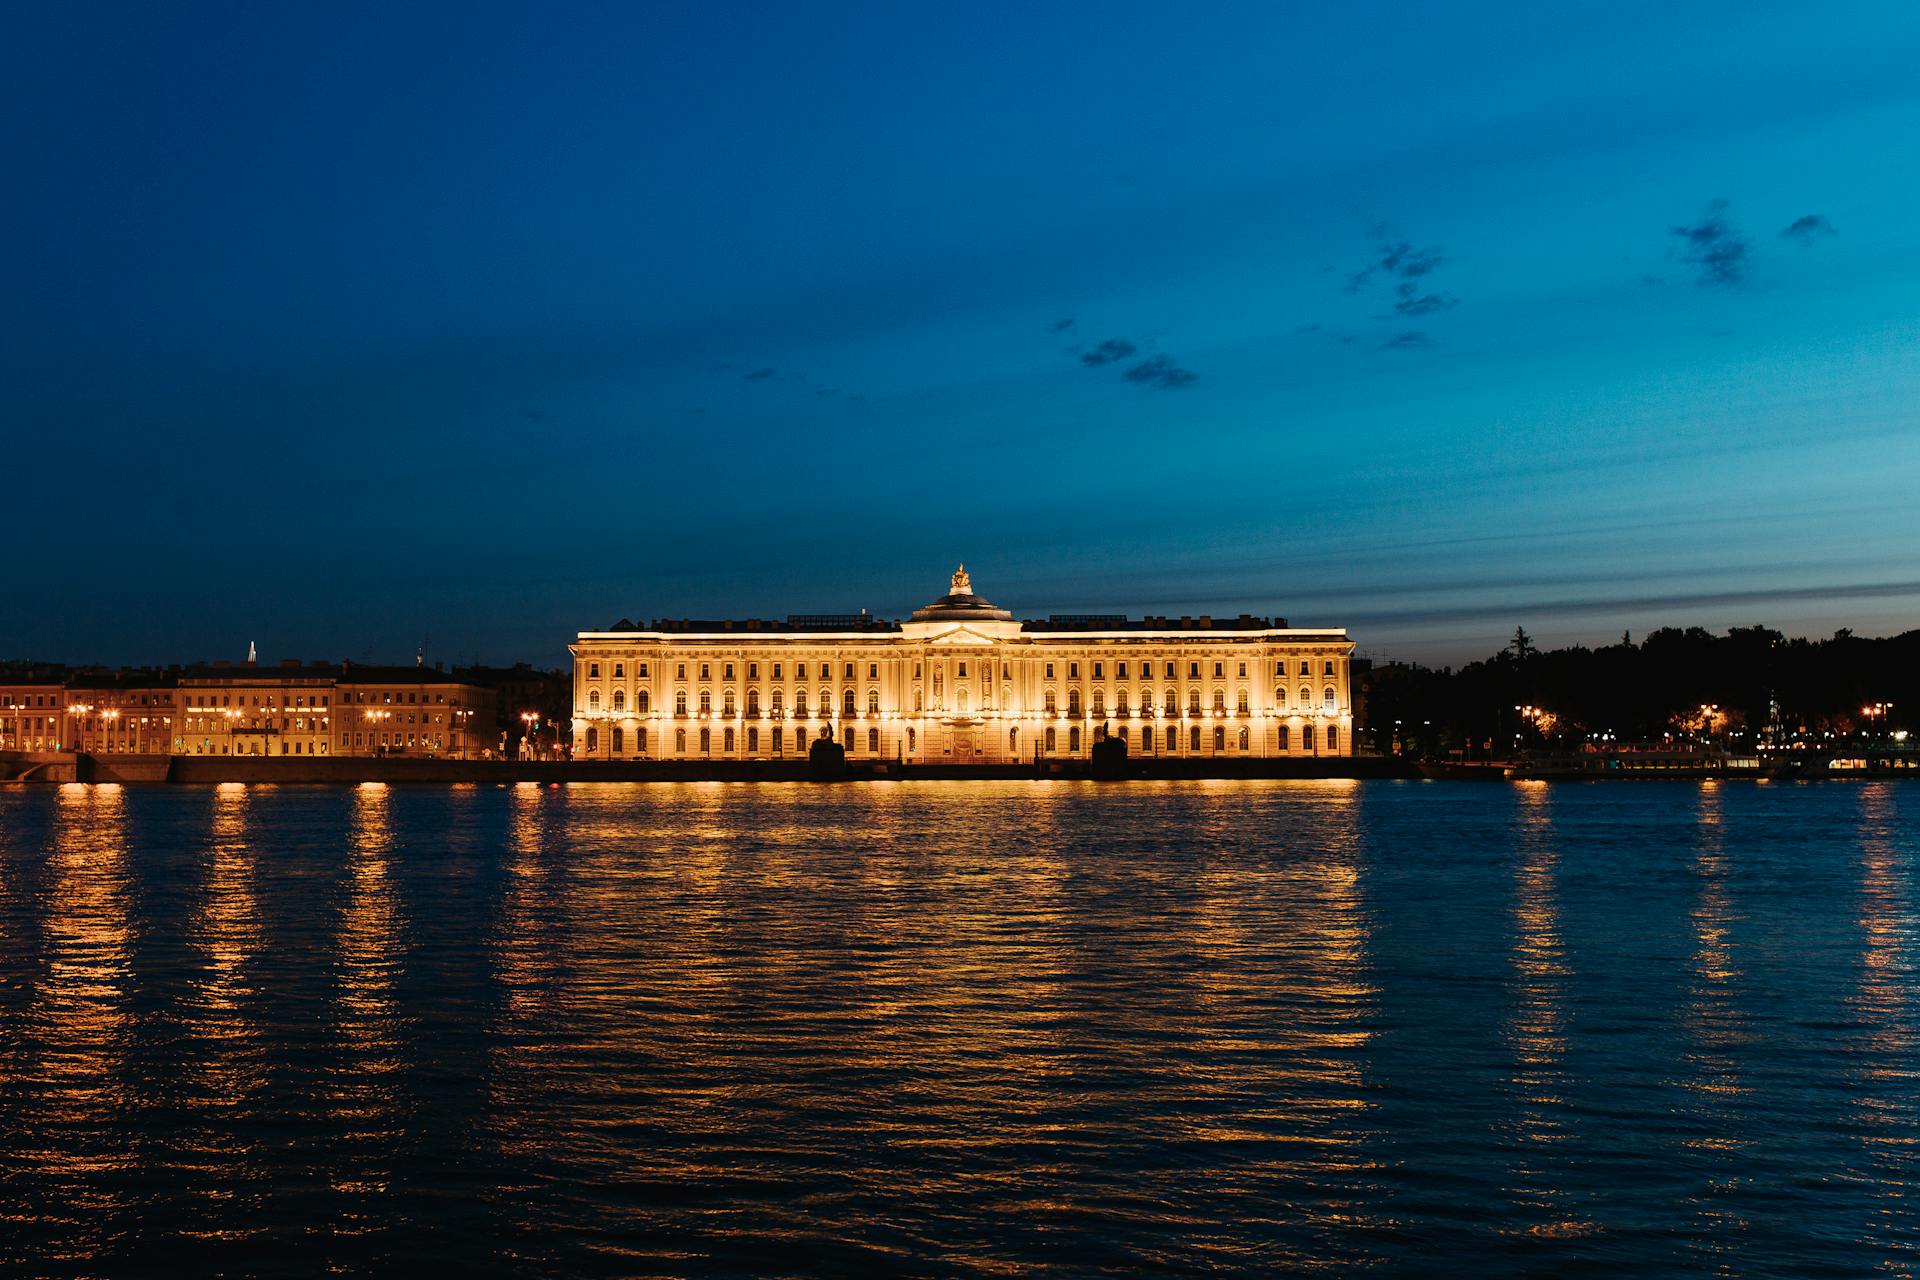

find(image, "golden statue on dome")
[951,564,972,595]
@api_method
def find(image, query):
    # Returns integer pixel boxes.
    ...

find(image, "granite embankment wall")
[6,751,1417,784]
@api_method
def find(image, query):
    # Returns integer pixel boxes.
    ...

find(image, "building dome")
[909,564,1014,622]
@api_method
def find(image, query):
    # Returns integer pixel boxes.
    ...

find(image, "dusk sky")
[5,2,1918,668]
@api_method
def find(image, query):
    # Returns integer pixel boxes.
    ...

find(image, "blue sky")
[4,1,1917,666]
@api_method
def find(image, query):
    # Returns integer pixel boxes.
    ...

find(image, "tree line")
[1360,625,1917,757]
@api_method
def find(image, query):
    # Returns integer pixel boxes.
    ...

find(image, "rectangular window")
[748,663,758,679]
[725,663,734,679]
[613,663,623,678]
[1068,662,1079,678]
[589,663,600,678]
[773,663,782,680]
[1189,662,1200,678]
[1093,662,1103,679]
[700,663,710,680]
[868,663,878,679]
[1117,661,1128,679]
[638,663,649,678]
[1045,663,1054,679]
[1238,662,1247,678]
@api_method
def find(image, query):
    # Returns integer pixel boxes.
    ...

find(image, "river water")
[0,780,1912,1276]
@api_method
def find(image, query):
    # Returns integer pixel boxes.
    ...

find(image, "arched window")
[699,727,711,754]
[1091,690,1105,717]
[1237,689,1250,714]
[1044,689,1058,715]
[746,689,760,716]
[1009,728,1019,754]
[1164,726,1176,751]
[1044,727,1056,752]
[867,688,880,714]
[1188,690,1201,715]
[843,688,857,716]
[1067,690,1082,716]
[1323,686,1337,712]
[675,690,688,715]
[588,689,601,711]
[842,726,853,750]
[637,726,648,753]
[1237,727,1249,751]
[1164,689,1177,715]
[1327,726,1340,752]
[1069,726,1081,753]
[1274,687,1286,708]
[698,689,712,714]
[1303,724,1316,751]
[794,691,809,718]
[907,727,917,752]
[956,687,970,714]
[612,689,625,712]
[771,689,783,715]
[675,727,686,753]
[724,727,735,751]
[1298,686,1311,708]
[612,726,624,753]
[867,727,879,753]
[722,689,735,716]
[1115,690,1129,717]
[1139,726,1151,751]
[586,726,599,751]
[746,726,757,753]
[637,690,650,714]
[1190,726,1201,751]
[819,688,831,717]
[1212,689,1226,713]
[1278,724,1290,750]
[1214,726,1225,751]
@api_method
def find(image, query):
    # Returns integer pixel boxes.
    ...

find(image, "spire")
[950,563,972,595]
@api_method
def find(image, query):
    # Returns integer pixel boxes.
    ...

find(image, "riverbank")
[3,750,1418,784]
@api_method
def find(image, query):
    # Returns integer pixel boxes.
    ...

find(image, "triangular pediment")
[927,626,997,646]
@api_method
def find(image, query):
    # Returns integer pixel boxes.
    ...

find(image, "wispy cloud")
[1347,225,1458,317]
[1080,338,1138,367]
[742,367,775,381]
[1670,198,1750,287]
[1781,213,1836,245]
[1122,355,1198,389]
[1379,330,1430,350]
[1049,316,1076,332]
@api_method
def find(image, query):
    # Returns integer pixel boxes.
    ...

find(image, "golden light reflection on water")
[334,782,404,1207]
[25,785,135,1254]
[176,782,269,1239]
[1502,783,1589,1239]
[1683,783,1750,1104]
[1849,784,1915,1255]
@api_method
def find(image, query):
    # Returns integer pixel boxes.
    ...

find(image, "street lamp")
[1700,703,1718,744]
[520,710,540,760]
[1863,702,1893,738]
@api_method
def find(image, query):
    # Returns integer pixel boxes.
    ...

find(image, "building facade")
[570,567,1355,763]
[128,661,494,758]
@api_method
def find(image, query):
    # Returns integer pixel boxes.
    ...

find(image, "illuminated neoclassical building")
[570,567,1354,762]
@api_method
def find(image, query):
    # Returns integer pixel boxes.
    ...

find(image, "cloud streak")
[1781,213,1836,244]
[1121,354,1197,389]
[1079,338,1137,367]
[1670,198,1751,287]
